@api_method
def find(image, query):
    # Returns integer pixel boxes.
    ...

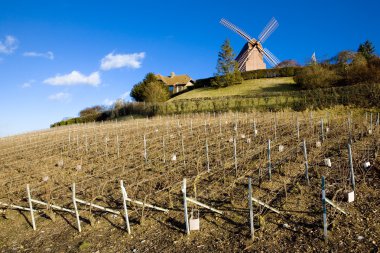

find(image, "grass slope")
[171,77,297,101]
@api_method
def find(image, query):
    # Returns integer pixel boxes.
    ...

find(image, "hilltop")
[170,77,297,101]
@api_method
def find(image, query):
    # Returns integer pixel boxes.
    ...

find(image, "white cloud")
[100,52,145,71]
[23,51,54,60]
[21,80,35,88]
[48,92,71,102]
[0,35,18,54]
[43,71,101,86]
[103,98,115,106]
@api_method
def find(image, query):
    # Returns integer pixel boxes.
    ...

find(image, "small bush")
[294,64,340,89]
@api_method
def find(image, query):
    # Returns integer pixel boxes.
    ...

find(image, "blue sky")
[0,0,379,137]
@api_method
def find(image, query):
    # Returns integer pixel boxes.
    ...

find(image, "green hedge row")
[51,82,380,127]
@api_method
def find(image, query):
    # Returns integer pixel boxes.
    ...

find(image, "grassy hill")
[171,77,297,101]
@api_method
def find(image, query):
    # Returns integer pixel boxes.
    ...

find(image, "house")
[156,72,194,94]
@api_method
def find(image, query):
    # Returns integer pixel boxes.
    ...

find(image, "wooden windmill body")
[220,18,280,71]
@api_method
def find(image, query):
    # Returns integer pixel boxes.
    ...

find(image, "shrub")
[294,64,340,89]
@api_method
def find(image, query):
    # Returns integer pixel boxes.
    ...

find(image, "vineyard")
[0,108,379,252]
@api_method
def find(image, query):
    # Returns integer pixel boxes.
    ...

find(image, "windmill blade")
[220,18,254,43]
[258,17,279,44]
[237,48,254,71]
[262,48,280,67]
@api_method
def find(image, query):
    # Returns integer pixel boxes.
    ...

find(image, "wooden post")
[72,183,81,232]
[322,176,327,241]
[348,144,355,191]
[321,119,324,142]
[182,178,190,235]
[206,139,210,172]
[268,139,272,181]
[376,112,379,127]
[219,117,222,134]
[190,119,193,134]
[162,136,166,163]
[105,136,108,156]
[143,134,147,162]
[85,135,88,154]
[248,178,254,240]
[26,184,36,230]
[297,117,300,141]
[370,112,373,134]
[116,135,120,158]
[181,134,186,168]
[233,137,237,177]
[253,119,257,137]
[120,180,131,234]
[274,113,277,141]
[348,116,352,144]
[302,139,310,185]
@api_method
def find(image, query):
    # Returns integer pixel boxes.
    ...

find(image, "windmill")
[220,17,280,71]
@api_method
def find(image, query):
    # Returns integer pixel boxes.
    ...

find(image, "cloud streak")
[48,92,71,102]
[0,35,18,54]
[21,80,35,88]
[100,52,145,71]
[23,51,54,60]
[44,71,101,86]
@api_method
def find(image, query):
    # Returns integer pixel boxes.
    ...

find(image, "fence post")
[26,184,36,230]
[348,144,355,191]
[254,119,257,137]
[322,176,327,241]
[248,178,254,240]
[302,139,310,185]
[120,180,131,234]
[182,178,190,235]
[268,139,272,181]
[72,183,81,233]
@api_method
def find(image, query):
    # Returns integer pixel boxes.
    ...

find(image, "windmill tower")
[220,18,280,71]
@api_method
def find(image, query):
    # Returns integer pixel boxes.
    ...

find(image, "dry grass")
[170,77,297,101]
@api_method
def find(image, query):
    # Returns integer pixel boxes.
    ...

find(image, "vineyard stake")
[268,139,272,181]
[248,178,254,240]
[321,119,324,142]
[348,144,355,191]
[143,134,147,162]
[181,134,186,168]
[182,178,190,235]
[322,176,327,241]
[26,184,36,230]
[206,139,210,172]
[116,135,120,158]
[302,139,310,185]
[233,137,237,177]
[72,183,81,232]
[297,117,300,141]
[274,113,277,141]
[120,180,131,234]
[162,136,166,163]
